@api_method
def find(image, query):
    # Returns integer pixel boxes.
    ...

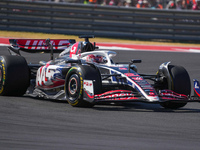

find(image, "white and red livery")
[0,35,199,109]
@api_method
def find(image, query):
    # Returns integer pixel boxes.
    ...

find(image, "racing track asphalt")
[0,46,200,150]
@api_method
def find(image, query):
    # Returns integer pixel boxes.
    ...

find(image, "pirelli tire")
[65,65,101,107]
[160,65,191,109]
[0,55,30,96]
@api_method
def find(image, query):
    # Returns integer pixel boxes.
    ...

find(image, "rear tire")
[160,65,191,109]
[0,55,30,96]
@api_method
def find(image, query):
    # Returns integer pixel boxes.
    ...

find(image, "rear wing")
[8,39,76,55]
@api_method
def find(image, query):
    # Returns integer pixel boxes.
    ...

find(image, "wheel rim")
[68,76,78,96]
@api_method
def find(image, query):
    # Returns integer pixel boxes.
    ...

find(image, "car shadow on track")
[92,102,200,113]
[26,96,200,113]
[25,96,68,103]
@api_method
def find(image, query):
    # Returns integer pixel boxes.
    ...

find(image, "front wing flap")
[94,90,146,103]
[85,88,200,103]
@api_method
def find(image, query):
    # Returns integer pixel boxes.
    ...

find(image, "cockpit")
[80,51,116,66]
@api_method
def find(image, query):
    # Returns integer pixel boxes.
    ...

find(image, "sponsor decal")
[132,77,143,81]
[159,90,188,99]
[84,81,93,87]
[14,39,71,50]
[84,80,94,98]
[97,93,134,99]
[124,73,139,77]
[95,90,135,100]
[36,65,64,88]
[149,92,155,96]
[119,67,127,70]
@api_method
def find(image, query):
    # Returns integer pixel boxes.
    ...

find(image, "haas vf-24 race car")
[0,35,199,109]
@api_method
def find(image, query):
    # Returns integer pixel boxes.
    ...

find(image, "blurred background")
[1,0,200,42]
[22,0,200,10]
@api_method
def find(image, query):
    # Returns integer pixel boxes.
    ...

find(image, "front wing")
[83,86,200,104]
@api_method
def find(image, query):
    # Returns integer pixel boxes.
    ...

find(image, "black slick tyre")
[0,55,30,96]
[160,65,191,109]
[65,65,101,107]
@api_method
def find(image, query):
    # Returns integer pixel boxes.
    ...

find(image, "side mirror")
[128,59,142,72]
[131,59,142,63]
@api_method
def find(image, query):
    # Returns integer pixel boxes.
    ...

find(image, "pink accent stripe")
[194,88,200,97]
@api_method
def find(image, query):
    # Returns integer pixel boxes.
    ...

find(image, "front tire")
[160,65,191,109]
[0,55,30,96]
[65,65,101,107]
[66,72,84,106]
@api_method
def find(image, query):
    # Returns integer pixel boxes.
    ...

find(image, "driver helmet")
[86,54,103,63]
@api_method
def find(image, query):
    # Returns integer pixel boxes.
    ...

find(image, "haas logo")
[17,39,70,50]
[36,65,58,86]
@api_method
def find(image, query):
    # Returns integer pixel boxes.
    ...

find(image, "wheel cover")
[68,77,78,95]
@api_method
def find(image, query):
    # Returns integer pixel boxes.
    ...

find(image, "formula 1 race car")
[0,35,199,109]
